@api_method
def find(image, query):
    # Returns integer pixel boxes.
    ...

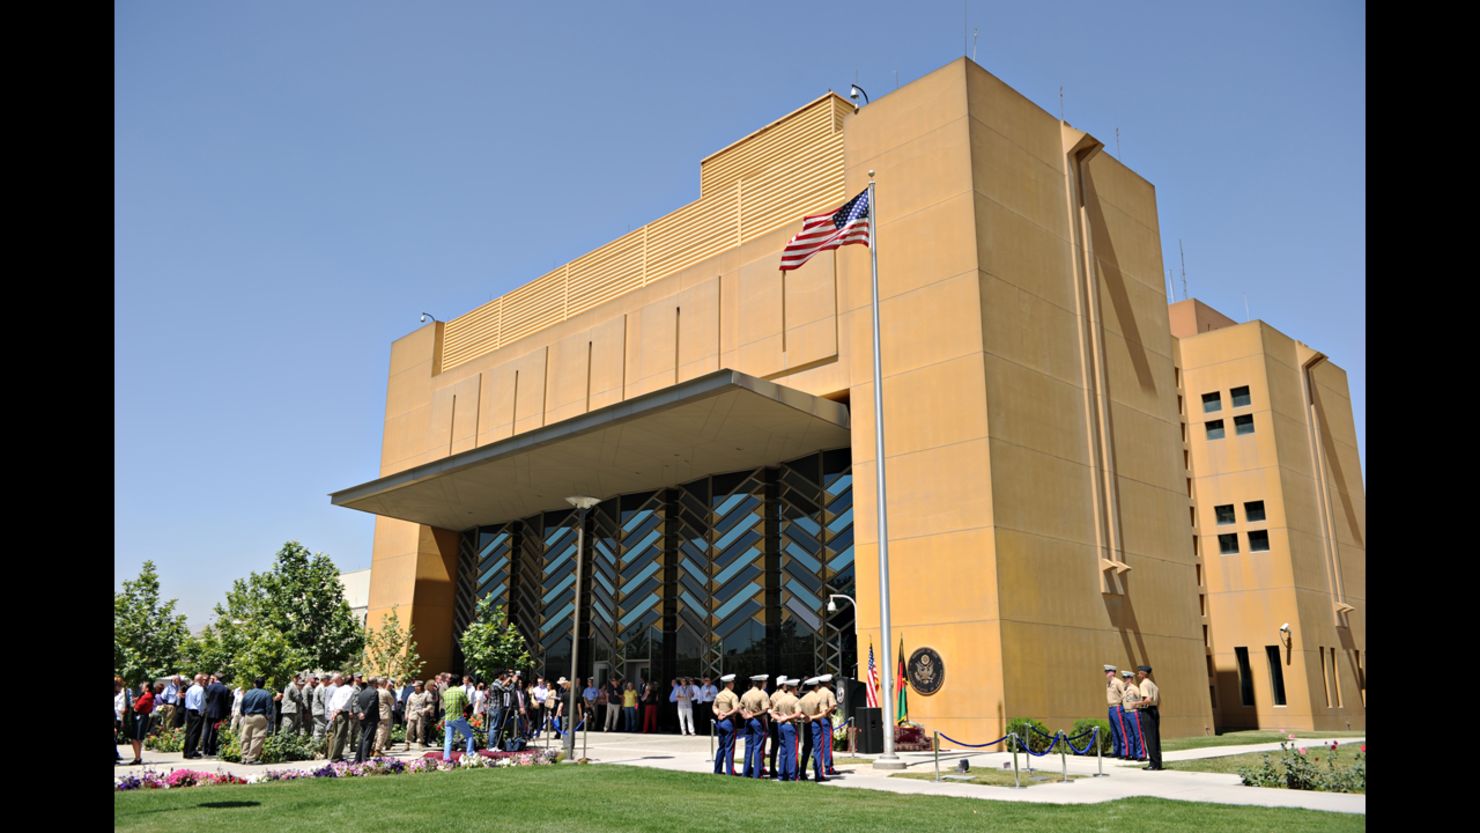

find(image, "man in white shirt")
[674,677,696,736]
[531,678,551,737]
[183,674,207,759]
[327,674,355,761]
[229,684,244,734]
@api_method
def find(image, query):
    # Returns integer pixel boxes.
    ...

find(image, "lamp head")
[849,84,861,101]
[827,599,837,613]
[1280,623,1291,633]
[566,496,600,511]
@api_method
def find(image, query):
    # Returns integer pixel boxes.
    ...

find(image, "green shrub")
[1005,717,1053,753]
[260,730,318,763]
[146,726,186,753]
[218,728,243,763]
[1237,742,1365,793]
[1238,751,1282,787]
[1066,718,1112,755]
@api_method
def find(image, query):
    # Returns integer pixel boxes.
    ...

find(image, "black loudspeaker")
[854,707,883,754]
[838,677,866,718]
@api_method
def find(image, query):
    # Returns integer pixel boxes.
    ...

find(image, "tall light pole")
[865,171,904,769]
[827,594,858,678]
[564,495,600,760]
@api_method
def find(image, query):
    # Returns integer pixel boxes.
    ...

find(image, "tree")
[361,607,424,682]
[114,561,191,685]
[459,597,532,681]
[182,541,364,687]
[254,541,364,671]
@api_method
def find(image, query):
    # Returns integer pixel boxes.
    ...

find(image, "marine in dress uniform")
[817,674,839,775]
[769,677,801,781]
[1119,670,1146,762]
[712,674,741,775]
[766,677,784,778]
[740,674,771,778]
[797,678,828,782]
[1136,666,1163,770]
[1105,664,1128,759]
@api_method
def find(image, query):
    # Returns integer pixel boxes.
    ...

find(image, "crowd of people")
[117,664,1164,773]
[114,669,742,766]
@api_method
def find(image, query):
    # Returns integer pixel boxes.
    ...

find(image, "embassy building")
[332,59,1366,740]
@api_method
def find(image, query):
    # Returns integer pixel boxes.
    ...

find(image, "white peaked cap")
[720,674,737,682]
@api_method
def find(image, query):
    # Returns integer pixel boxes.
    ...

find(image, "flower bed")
[114,749,560,791]
[1237,741,1365,793]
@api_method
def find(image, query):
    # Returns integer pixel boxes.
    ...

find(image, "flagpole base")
[872,756,907,770]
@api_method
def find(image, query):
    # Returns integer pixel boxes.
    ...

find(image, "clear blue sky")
[115,1,1365,628]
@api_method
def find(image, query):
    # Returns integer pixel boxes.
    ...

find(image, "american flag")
[779,188,870,271]
[864,641,881,708]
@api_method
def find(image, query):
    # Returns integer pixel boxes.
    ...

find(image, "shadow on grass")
[199,801,261,809]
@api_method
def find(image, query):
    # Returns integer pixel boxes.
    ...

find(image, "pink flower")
[1298,748,1307,756]
[1360,744,1365,753]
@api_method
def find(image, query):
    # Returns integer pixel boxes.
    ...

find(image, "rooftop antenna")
[894,70,899,91]
[1167,269,1175,302]
[1059,85,1065,121]
[1178,239,1189,300]
[972,27,980,62]
[1115,126,1120,158]
[1244,293,1251,322]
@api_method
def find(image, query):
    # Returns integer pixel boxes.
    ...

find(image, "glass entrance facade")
[454,449,855,686]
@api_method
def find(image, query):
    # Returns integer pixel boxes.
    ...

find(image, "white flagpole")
[868,170,904,769]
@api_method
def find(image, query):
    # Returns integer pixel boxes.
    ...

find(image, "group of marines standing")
[710,672,840,781]
[1104,663,1163,770]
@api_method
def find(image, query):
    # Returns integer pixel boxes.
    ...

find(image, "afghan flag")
[895,636,909,724]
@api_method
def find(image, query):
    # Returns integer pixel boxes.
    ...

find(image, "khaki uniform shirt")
[797,690,824,721]
[713,689,740,719]
[407,691,431,716]
[818,685,837,717]
[1138,678,1160,707]
[1121,681,1142,710]
[1106,676,1126,705]
[377,687,394,718]
[739,688,770,718]
[770,691,799,722]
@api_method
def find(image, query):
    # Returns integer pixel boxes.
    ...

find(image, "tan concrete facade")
[1172,303,1366,731]
[352,58,1360,739]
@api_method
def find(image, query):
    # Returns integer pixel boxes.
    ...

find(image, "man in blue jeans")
[440,681,475,761]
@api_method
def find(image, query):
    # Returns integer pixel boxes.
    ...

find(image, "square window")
[1202,392,1222,413]
[1214,504,1236,524]
[1234,414,1255,435]
[1231,385,1251,408]
[1244,500,1266,522]
[1248,530,1270,551]
[1206,420,1225,440]
[1218,533,1240,554]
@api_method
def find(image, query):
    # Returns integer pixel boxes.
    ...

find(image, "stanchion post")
[1060,731,1068,783]
[1095,727,1104,777]
[1011,732,1022,789]
[933,731,940,782]
[708,716,715,762]
[1024,731,1033,773]
[582,711,588,761]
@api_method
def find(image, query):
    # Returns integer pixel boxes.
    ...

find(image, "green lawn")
[115,765,1364,832]
[1163,731,1364,752]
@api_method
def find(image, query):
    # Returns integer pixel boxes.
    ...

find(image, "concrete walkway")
[114,731,1364,815]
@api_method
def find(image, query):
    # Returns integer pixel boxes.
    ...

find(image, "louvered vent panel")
[567,229,645,317]
[498,266,567,346]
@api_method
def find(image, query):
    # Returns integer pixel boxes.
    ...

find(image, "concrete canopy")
[331,369,851,530]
